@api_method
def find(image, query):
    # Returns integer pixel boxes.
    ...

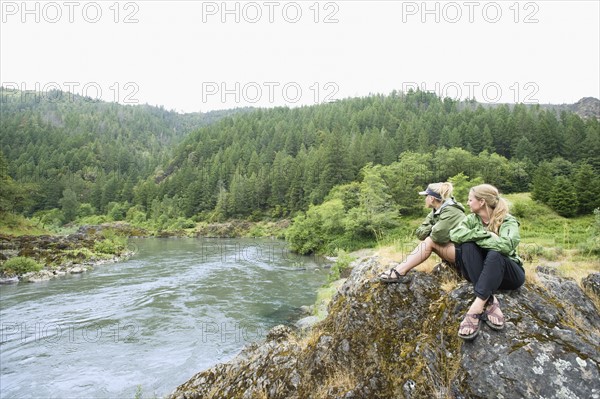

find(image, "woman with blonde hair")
[379,182,465,282]
[449,184,525,340]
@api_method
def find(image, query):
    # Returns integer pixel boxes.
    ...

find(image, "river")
[0,238,330,399]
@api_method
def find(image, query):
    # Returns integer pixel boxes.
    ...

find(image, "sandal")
[458,313,482,340]
[378,268,408,283]
[484,295,505,331]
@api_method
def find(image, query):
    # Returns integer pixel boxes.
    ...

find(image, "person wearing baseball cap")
[379,182,465,283]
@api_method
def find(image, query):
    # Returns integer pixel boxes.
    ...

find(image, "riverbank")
[0,219,291,284]
[0,225,135,283]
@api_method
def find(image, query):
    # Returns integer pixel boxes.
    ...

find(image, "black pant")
[455,242,525,300]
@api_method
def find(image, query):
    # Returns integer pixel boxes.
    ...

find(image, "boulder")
[0,276,19,284]
[583,273,600,300]
[168,258,600,399]
[295,316,320,331]
[23,270,53,283]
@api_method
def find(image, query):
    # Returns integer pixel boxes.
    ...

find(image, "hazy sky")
[1,0,599,113]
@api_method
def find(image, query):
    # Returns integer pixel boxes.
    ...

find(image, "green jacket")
[415,198,466,244]
[449,213,523,265]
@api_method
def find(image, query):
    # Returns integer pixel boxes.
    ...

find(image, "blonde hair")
[428,182,454,201]
[470,184,508,234]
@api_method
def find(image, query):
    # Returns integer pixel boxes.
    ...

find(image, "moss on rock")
[168,259,600,399]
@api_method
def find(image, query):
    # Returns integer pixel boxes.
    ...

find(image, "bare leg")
[380,237,456,278]
[431,241,455,263]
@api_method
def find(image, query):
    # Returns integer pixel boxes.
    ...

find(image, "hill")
[532,96,600,120]
[142,92,599,222]
[1,89,598,230]
[569,97,600,119]
[478,97,600,120]
[0,88,252,215]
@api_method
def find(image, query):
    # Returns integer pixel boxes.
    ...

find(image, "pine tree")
[574,163,600,214]
[531,162,554,204]
[0,152,15,213]
[513,136,534,160]
[318,129,353,199]
[548,176,578,217]
[101,176,120,213]
[582,122,600,169]
[59,188,79,223]
[348,165,399,237]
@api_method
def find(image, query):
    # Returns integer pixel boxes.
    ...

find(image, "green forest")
[1,89,599,250]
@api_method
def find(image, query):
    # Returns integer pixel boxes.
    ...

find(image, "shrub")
[328,249,355,282]
[126,206,147,225]
[511,199,547,219]
[94,229,127,254]
[169,217,195,230]
[64,248,96,260]
[77,203,96,218]
[77,214,109,225]
[1,256,43,275]
[34,208,64,229]
[106,202,129,221]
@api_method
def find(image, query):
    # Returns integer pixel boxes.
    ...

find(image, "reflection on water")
[0,238,329,399]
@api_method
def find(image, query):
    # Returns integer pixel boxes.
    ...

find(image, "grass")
[312,368,357,398]
[0,213,51,236]
[0,256,43,276]
[505,193,599,282]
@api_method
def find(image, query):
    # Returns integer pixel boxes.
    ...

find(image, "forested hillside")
[1,89,599,231]
[0,88,251,219]
[144,91,599,221]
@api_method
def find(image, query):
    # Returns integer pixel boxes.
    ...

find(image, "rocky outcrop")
[168,257,600,399]
[570,97,600,120]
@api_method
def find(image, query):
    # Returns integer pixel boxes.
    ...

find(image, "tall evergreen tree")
[549,176,578,217]
[531,162,554,204]
[59,188,79,223]
[574,163,600,214]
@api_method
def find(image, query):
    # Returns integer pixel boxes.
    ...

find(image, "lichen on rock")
[168,258,600,399]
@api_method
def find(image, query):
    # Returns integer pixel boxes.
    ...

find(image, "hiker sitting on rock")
[450,184,525,340]
[379,182,465,282]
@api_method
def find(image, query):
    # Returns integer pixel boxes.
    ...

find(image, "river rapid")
[0,238,329,398]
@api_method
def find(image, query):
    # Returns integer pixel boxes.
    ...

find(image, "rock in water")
[167,261,600,399]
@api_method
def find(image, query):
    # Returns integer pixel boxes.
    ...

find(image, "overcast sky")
[1,0,599,113]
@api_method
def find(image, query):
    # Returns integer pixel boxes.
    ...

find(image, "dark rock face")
[583,273,600,300]
[168,258,600,399]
